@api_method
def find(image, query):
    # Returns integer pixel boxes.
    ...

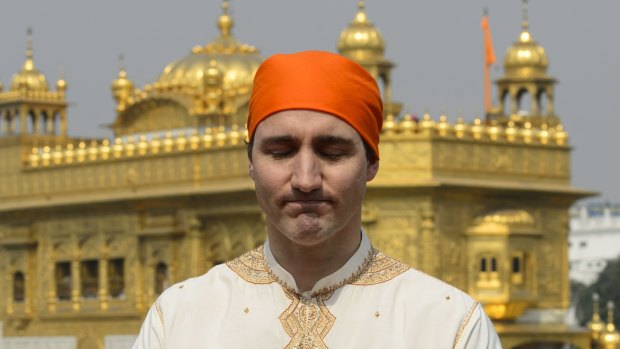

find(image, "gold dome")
[504,5,548,78]
[337,1,385,61]
[157,1,262,91]
[112,55,134,107]
[56,70,67,92]
[10,29,49,92]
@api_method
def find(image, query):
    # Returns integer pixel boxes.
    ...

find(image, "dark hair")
[246,137,377,163]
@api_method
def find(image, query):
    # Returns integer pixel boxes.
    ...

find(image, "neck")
[267,226,362,292]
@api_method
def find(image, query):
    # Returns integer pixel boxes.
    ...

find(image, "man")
[133,51,502,348]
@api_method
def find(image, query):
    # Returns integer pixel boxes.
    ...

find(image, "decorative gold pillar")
[530,86,540,114]
[60,109,67,136]
[0,110,5,134]
[24,273,31,315]
[46,109,54,134]
[8,111,16,133]
[188,217,203,277]
[33,110,41,134]
[47,245,57,313]
[509,87,518,115]
[71,257,81,311]
[20,106,28,134]
[99,256,109,311]
[547,89,555,115]
[6,269,13,315]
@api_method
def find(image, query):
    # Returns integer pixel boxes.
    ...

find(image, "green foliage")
[572,255,620,328]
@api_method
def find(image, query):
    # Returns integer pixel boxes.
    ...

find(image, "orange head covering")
[248,50,383,158]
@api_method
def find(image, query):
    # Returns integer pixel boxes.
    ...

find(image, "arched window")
[517,88,532,115]
[109,258,125,299]
[476,254,500,289]
[480,257,487,272]
[13,271,25,303]
[511,251,526,285]
[537,90,548,115]
[155,262,168,295]
[81,260,99,299]
[55,262,72,301]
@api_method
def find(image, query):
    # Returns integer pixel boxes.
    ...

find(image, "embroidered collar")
[263,231,373,299]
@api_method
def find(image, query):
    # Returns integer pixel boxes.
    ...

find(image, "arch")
[155,261,169,295]
[108,258,125,299]
[13,271,25,302]
[537,90,549,116]
[55,261,72,301]
[27,110,37,134]
[516,88,532,116]
[500,88,510,116]
[81,259,99,299]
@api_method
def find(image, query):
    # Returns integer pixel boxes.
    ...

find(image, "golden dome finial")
[112,54,134,109]
[10,28,49,92]
[518,0,532,43]
[522,0,529,32]
[355,1,368,23]
[118,54,127,78]
[26,27,34,65]
[600,300,620,348]
[22,27,36,72]
[338,0,385,60]
[218,0,233,37]
[56,68,67,92]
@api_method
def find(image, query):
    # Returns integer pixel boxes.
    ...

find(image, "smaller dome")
[112,65,134,106]
[56,78,67,91]
[504,23,549,77]
[157,1,262,91]
[10,30,49,92]
[337,1,385,62]
[56,71,67,92]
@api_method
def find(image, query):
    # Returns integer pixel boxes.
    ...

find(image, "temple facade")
[0,1,603,348]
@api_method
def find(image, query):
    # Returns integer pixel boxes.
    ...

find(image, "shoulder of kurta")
[154,264,235,324]
[390,268,483,346]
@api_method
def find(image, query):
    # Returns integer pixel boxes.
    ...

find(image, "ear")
[366,159,379,182]
[248,162,255,180]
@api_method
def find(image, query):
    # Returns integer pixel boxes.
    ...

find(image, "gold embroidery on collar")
[227,245,411,348]
[351,250,410,286]
[280,289,335,349]
[226,246,276,284]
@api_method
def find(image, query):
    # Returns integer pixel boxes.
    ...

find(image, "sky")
[1,0,618,204]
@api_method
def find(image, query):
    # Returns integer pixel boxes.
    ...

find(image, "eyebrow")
[313,135,356,147]
[259,134,356,147]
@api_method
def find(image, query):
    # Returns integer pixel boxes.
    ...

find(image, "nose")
[290,149,322,193]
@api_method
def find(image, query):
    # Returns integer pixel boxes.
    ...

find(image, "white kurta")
[133,233,502,348]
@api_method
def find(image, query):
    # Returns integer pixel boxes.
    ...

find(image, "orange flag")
[481,12,496,66]
[481,10,496,113]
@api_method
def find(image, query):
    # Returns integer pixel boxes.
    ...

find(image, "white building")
[569,203,620,285]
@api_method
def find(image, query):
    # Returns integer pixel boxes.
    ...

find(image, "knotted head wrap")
[247,50,383,158]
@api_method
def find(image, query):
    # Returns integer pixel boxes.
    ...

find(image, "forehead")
[253,109,362,141]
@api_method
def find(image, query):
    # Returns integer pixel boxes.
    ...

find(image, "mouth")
[282,198,331,212]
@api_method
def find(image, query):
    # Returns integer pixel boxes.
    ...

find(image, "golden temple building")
[0,1,606,348]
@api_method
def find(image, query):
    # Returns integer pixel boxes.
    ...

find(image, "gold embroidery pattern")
[280,289,335,349]
[351,250,410,286]
[227,245,411,348]
[226,246,276,284]
[452,301,479,349]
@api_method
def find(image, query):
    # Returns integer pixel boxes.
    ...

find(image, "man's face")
[250,110,379,248]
